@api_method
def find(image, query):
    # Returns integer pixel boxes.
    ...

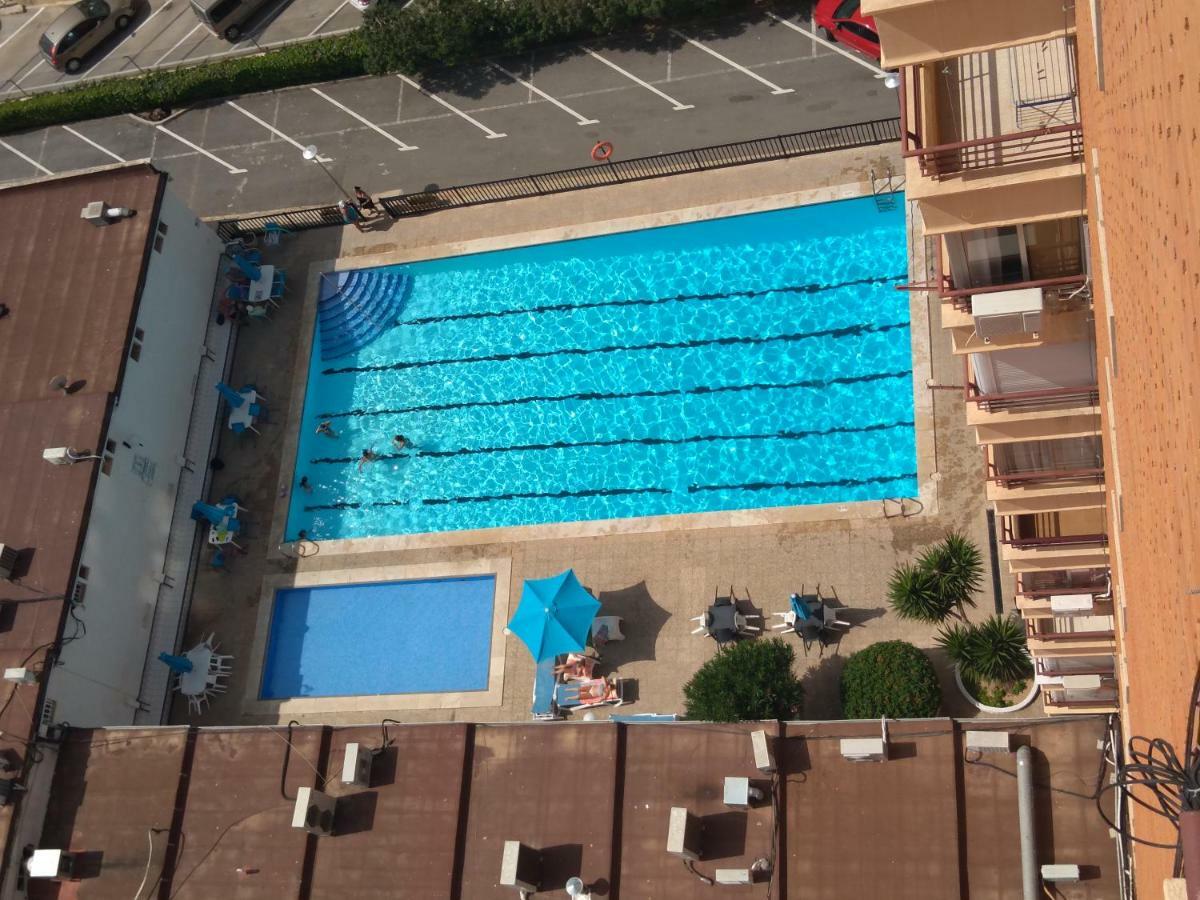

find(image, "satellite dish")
[565,877,586,897]
[48,375,69,395]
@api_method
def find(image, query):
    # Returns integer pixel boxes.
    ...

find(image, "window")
[100,438,116,476]
[208,0,241,23]
[156,221,168,236]
[153,235,164,253]
[832,0,859,18]
[946,218,1086,289]
[74,0,110,18]
[842,22,878,43]
[129,327,144,361]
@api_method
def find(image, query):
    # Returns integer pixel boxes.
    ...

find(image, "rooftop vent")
[499,840,541,893]
[723,776,764,810]
[3,669,36,686]
[291,787,336,837]
[715,868,753,886]
[80,201,135,227]
[750,730,775,774]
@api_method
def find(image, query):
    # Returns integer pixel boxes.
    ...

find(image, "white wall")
[47,186,223,728]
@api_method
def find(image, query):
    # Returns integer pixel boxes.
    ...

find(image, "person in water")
[358,448,378,471]
[299,476,313,494]
[391,434,410,452]
[316,421,337,438]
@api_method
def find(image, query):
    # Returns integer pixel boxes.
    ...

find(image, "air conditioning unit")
[715,869,753,886]
[1041,864,1081,883]
[80,202,134,226]
[965,731,1013,753]
[4,668,36,686]
[292,787,337,836]
[341,742,373,788]
[750,730,775,774]
[42,448,74,466]
[840,737,888,762]
[1049,593,1094,613]
[499,841,541,892]
[666,807,702,861]
[972,287,1044,342]
[0,545,17,581]
[25,849,74,880]
[723,776,764,810]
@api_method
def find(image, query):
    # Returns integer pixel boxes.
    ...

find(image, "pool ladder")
[870,164,904,212]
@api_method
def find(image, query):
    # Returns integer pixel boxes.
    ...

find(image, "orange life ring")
[591,140,614,162]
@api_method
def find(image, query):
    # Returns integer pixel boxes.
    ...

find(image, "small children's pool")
[260,575,496,699]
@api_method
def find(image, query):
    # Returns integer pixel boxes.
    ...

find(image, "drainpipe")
[1017,745,1039,900]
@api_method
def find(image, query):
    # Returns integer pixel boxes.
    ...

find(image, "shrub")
[887,561,952,623]
[918,530,984,615]
[0,0,756,135]
[961,614,1033,683]
[935,621,972,666]
[840,640,941,719]
[683,638,804,723]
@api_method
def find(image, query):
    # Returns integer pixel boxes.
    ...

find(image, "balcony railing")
[968,383,1101,414]
[1027,621,1116,642]
[1017,570,1110,598]
[899,67,1084,178]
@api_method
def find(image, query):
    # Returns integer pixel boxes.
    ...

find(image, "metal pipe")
[1016,745,1039,900]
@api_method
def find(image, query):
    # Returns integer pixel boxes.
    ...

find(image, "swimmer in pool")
[316,421,337,438]
[299,476,313,494]
[358,448,378,472]
[391,434,410,452]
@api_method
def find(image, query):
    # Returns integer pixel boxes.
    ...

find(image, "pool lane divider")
[399,272,909,328]
[320,321,911,376]
[302,471,920,511]
[308,420,916,466]
[316,369,913,421]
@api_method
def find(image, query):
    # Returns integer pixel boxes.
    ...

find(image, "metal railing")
[998,514,1108,549]
[968,383,1101,413]
[214,117,902,240]
[899,66,1083,178]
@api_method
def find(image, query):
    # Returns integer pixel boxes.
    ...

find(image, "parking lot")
[0,12,898,218]
[0,0,359,95]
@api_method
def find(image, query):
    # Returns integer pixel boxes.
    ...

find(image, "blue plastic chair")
[225,284,249,301]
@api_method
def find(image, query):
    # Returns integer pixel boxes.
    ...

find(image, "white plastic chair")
[771,610,797,630]
[689,614,709,635]
[186,693,209,716]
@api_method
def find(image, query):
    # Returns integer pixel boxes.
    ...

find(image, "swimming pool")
[260,575,496,698]
[287,196,915,540]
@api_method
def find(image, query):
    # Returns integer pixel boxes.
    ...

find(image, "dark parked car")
[39,0,138,73]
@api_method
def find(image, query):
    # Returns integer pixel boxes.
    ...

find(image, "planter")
[953,663,1040,714]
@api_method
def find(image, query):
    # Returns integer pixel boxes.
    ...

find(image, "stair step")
[318,270,412,360]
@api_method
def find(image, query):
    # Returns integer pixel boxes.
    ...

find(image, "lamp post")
[301,144,352,201]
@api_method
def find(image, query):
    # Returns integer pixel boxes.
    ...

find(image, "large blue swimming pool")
[286,196,914,540]
[261,576,496,698]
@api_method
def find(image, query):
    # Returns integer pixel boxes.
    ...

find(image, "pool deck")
[182,145,1023,726]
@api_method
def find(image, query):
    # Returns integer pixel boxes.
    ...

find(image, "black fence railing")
[214,117,901,241]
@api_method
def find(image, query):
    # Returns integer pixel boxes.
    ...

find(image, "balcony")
[1000,510,1107,551]
[1027,614,1117,659]
[1015,568,1109,610]
[1035,657,1120,714]
[987,435,1104,489]
[900,37,1082,179]
[967,343,1099,415]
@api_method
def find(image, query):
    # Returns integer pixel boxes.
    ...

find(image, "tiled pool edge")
[242,557,512,717]
[266,178,936,557]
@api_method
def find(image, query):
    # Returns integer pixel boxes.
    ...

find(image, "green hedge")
[0,32,366,134]
[683,638,804,723]
[839,640,941,719]
[362,0,757,74]
[0,0,756,135]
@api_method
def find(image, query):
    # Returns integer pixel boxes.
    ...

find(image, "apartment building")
[865,0,1116,716]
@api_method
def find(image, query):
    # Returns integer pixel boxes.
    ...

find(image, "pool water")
[287,196,915,540]
[260,576,496,698]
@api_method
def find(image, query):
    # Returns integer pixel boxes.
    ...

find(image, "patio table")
[246,265,275,304]
[227,389,260,431]
[178,645,213,697]
[706,603,738,645]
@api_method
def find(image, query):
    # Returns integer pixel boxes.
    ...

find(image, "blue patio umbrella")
[508,569,601,662]
[215,382,245,408]
[233,252,262,282]
[191,501,230,527]
[157,652,193,673]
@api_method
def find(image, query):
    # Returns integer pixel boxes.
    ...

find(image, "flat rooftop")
[27,717,1118,898]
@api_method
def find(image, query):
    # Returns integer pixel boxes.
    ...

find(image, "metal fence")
[214,117,901,240]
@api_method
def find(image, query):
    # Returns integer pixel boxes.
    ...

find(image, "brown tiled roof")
[0,165,163,888]
[29,718,1119,899]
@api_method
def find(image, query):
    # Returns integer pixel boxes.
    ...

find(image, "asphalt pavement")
[0,10,900,218]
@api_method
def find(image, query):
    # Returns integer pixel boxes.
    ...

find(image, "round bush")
[840,640,941,719]
[683,638,804,723]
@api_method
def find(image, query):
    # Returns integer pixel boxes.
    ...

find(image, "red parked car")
[813,0,881,61]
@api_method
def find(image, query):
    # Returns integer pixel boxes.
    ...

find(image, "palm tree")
[963,614,1033,682]
[935,621,973,666]
[888,562,953,623]
[919,531,984,617]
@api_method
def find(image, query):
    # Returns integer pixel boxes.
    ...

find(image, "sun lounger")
[532,657,560,720]
[554,675,624,709]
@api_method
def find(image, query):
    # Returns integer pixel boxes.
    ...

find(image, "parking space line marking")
[62,125,126,162]
[308,0,349,37]
[11,58,48,90]
[396,74,507,139]
[155,125,247,174]
[130,1,173,37]
[491,63,600,125]
[766,12,886,76]
[227,101,332,159]
[0,8,43,51]
[0,139,53,175]
[310,88,418,151]
[154,22,204,66]
[671,29,795,94]
[584,49,694,110]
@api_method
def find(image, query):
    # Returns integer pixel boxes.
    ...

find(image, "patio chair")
[734,612,761,635]
[592,616,624,643]
[186,693,209,716]
[271,269,287,297]
[689,613,710,636]
[262,222,291,246]
[225,284,249,301]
